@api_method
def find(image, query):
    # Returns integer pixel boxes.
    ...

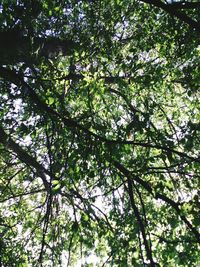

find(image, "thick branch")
[168,2,200,10]
[0,30,75,64]
[0,125,50,191]
[141,0,200,30]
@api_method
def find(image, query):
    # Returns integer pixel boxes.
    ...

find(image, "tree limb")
[141,0,200,30]
[0,30,75,64]
[168,2,200,10]
[113,160,200,243]
[125,178,156,266]
[0,125,50,191]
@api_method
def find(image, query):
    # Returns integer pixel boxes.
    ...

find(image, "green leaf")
[52,180,59,185]
[48,97,55,105]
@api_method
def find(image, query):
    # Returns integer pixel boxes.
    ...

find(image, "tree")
[0,0,199,266]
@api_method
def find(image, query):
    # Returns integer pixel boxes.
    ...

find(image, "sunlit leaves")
[0,0,199,266]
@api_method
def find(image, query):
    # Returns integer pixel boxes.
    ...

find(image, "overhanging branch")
[141,0,200,30]
[168,2,200,10]
[0,66,199,164]
[0,125,50,191]
[0,30,75,64]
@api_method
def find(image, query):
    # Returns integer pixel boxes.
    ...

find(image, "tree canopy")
[0,0,200,266]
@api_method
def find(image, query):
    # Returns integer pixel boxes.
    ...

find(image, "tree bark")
[0,29,75,64]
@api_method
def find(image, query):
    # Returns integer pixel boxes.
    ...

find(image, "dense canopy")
[0,0,200,266]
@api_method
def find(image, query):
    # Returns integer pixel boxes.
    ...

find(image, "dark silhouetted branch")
[168,2,200,10]
[141,0,200,30]
[113,160,200,243]
[0,125,50,191]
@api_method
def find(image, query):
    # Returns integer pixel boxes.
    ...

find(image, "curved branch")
[141,0,200,30]
[0,125,50,191]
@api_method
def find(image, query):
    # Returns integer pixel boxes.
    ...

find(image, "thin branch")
[152,233,198,244]
[39,194,52,264]
[102,250,115,267]
[0,189,45,203]
[125,178,156,266]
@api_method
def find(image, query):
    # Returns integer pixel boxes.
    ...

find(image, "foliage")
[0,0,200,266]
